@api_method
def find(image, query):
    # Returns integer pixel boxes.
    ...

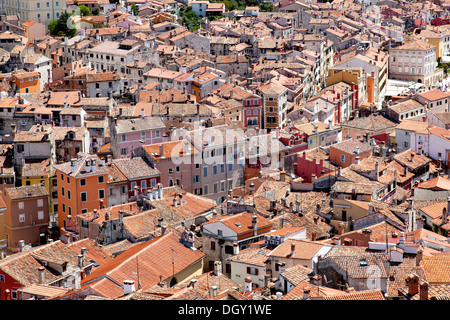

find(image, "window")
[121,148,128,155]
[0,274,5,282]
[98,176,104,183]
[141,180,147,190]
[340,154,346,163]
[121,185,127,194]
[67,190,71,200]
[67,176,70,184]
[62,203,66,213]
[17,144,24,153]
[37,199,43,207]
[151,179,156,187]
[121,134,126,142]
[141,132,146,140]
[38,211,44,220]
[213,165,218,175]
[62,187,65,197]
[99,189,105,199]
[11,290,18,300]
[156,130,160,137]
[37,2,40,8]
[247,267,259,275]
[80,179,86,186]
[81,192,87,202]
[204,184,209,195]
[220,164,225,173]
[203,167,208,177]
[194,175,200,183]
[19,214,25,223]
[228,163,233,171]
[210,241,216,250]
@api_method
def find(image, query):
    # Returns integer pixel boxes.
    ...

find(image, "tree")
[49,12,77,38]
[79,5,91,16]
[92,7,100,15]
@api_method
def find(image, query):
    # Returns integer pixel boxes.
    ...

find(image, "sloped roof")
[80,232,205,299]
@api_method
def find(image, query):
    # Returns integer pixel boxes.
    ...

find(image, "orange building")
[53,153,109,242]
[8,71,40,94]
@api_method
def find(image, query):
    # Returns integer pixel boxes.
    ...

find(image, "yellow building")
[331,198,371,232]
[327,66,368,106]
[21,159,58,223]
[414,29,448,60]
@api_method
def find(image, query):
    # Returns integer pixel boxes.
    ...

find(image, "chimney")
[408,274,419,296]
[93,209,98,220]
[290,242,296,256]
[91,159,96,172]
[209,285,218,298]
[338,222,345,235]
[173,196,178,207]
[85,160,91,173]
[214,261,222,276]
[159,144,164,157]
[416,247,423,267]
[81,247,87,261]
[141,108,145,118]
[189,279,198,289]
[18,240,25,252]
[38,266,45,285]
[280,170,286,182]
[233,242,239,255]
[244,277,253,293]
[123,280,136,295]
[355,156,361,165]
[252,214,258,236]
[420,281,429,300]
[78,254,84,268]
[70,159,77,173]
[311,231,317,241]
[157,183,163,199]
[302,288,311,300]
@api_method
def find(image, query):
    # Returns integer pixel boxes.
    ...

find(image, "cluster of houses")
[2,0,450,302]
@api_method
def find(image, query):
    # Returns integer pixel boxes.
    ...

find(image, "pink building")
[111,116,166,158]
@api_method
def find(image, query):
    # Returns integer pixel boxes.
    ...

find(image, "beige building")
[389,40,443,88]
[2,0,67,25]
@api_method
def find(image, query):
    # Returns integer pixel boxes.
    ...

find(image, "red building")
[295,149,337,183]
[279,127,308,154]
[243,94,262,129]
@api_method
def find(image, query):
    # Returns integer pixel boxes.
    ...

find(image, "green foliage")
[79,5,91,16]
[92,7,100,16]
[48,12,77,38]
[181,8,199,32]
[131,4,138,16]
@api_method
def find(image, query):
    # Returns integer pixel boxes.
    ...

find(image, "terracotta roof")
[330,138,372,155]
[280,264,313,286]
[226,247,271,267]
[418,89,450,102]
[389,99,424,114]
[324,289,386,300]
[112,157,160,180]
[53,153,109,177]
[80,232,205,299]
[269,239,329,260]
[67,238,114,269]
[421,255,450,283]
[204,211,273,236]
[5,184,48,200]
[142,140,198,159]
